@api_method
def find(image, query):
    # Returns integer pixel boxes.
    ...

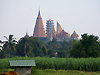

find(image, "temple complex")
[33,10,46,37]
[32,9,79,41]
[46,21,79,41]
[47,21,71,41]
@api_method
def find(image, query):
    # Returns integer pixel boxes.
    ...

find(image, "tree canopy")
[0,33,100,58]
[70,34,100,58]
[45,38,59,52]
[2,35,17,58]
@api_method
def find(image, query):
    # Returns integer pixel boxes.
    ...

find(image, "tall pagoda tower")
[33,10,46,37]
[46,19,54,36]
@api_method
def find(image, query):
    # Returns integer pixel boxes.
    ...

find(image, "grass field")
[31,69,100,75]
[0,57,100,72]
[0,69,100,75]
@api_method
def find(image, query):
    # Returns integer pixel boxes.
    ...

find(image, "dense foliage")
[0,35,17,58]
[70,34,100,58]
[45,38,59,52]
[0,33,100,58]
[16,36,43,57]
[1,57,100,72]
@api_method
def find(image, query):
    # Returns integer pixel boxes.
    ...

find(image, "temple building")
[47,21,71,41]
[56,30,70,41]
[33,10,46,37]
[46,19,54,36]
[48,25,57,41]
[71,30,79,39]
[57,22,62,34]
[32,9,79,41]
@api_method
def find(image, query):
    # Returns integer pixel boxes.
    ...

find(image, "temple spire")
[33,9,46,37]
[38,6,40,16]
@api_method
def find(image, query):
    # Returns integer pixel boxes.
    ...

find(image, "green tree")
[0,40,3,50]
[48,49,55,57]
[24,37,33,57]
[16,37,43,57]
[45,38,59,52]
[0,40,5,58]
[16,37,34,57]
[70,34,100,58]
[0,40,3,48]
[32,41,43,57]
[57,50,67,58]
[59,40,68,50]
[3,35,17,58]
[41,46,48,56]
[58,40,77,57]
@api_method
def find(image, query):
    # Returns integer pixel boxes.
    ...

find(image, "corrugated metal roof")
[10,60,36,66]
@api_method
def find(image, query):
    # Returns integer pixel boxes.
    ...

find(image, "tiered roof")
[57,30,70,37]
[33,10,46,37]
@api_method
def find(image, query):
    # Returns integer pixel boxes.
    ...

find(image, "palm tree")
[24,37,32,57]
[0,40,4,58]
[0,40,3,49]
[3,35,17,58]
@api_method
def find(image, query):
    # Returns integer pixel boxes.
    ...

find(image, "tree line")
[0,33,100,58]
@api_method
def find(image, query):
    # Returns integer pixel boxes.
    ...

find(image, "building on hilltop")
[71,30,79,39]
[46,19,54,36]
[33,10,46,37]
[23,9,79,42]
[32,9,79,41]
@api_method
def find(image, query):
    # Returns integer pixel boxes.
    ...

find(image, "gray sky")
[0,0,100,41]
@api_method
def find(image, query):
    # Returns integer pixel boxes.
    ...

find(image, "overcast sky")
[0,0,100,41]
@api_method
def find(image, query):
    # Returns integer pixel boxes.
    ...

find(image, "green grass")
[30,68,100,75]
[31,69,98,75]
[0,69,14,73]
[0,69,99,75]
[1,57,100,71]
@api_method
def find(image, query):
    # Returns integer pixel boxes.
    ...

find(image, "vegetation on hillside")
[0,33,100,58]
[70,34,100,58]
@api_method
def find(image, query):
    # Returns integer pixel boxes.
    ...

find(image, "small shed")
[10,60,36,75]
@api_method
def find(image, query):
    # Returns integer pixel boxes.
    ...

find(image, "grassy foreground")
[0,69,100,75]
[31,69,100,75]
[1,57,100,71]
